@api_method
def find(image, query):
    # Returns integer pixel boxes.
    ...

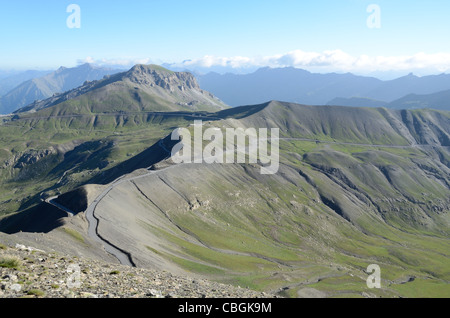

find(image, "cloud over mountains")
[80,50,450,76]
[174,50,450,74]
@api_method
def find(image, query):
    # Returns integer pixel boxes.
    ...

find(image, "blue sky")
[1,0,450,75]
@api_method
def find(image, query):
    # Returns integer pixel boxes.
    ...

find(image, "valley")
[2,0,449,301]
[1,87,449,297]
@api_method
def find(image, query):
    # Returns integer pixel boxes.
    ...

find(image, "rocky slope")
[16,64,227,115]
[0,241,273,298]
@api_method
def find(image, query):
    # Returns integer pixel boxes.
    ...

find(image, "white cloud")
[78,50,450,75]
[81,56,96,64]
[178,55,253,68]
[170,50,450,75]
[77,56,152,68]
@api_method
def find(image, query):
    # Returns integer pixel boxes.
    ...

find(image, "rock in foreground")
[0,243,274,298]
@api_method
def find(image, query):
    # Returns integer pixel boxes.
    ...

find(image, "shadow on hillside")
[86,134,179,185]
[85,104,270,185]
[216,102,269,119]
[0,202,67,234]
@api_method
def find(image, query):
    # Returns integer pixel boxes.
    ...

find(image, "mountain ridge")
[0,70,52,97]
[0,64,122,114]
[387,88,450,111]
[15,64,227,115]
[196,67,450,110]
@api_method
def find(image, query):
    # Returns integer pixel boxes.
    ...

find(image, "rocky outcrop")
[13,149,55,169]
[126,64,200,92]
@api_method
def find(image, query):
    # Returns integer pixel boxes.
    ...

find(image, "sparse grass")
[390,278,450,298]
[0,255,21,269]
[62,227,86,245]
[140,220,283,273]
[26,289,46,297]
[163,252,226,275]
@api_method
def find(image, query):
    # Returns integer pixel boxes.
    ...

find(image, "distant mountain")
[388,88,450,111]
[197,67,450,109]
[16,64,227,115]
[334,87,450,111]
[0,70,52,96]
[0,64,122,114]
[363,72,450,102]
[197,67,382,107]
[162,62,260,76]
[327,97,387,108]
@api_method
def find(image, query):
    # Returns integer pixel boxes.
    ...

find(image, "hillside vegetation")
[2,99,448,297]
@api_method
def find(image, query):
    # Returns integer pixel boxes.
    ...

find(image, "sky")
[1,0,450,76]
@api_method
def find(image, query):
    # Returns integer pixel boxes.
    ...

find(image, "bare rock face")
[13,149,55,169]
[126,64,200,92]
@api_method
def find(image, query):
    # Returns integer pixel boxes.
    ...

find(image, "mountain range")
[387,88,450,111]
[0,64,123,114]
[0,70,52,96]
[3,65,450,115]
[197,67,450,110]
[0,64,449,298]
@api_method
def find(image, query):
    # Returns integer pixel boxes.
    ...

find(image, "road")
[44,196,75,216]
[84,183,136,267]
[47,135,449,266]
[82,139,175,267]
[9,111,223,122]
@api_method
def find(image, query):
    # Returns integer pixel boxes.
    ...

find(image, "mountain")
[15,64,227,115]
[327,97,388,108]
[0,70,52,96]
[364,72,450,102]
[197,67,382,106]
[0,98,448,297]
[162,62,260,76]
[388,88,450,111]
[0,64,123,114]
[197,67,450,109]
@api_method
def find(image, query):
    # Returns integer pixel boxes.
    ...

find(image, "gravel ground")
[0,243,276,299]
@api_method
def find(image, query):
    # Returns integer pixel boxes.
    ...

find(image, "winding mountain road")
[82,140,175,267]
[48,135,448,267]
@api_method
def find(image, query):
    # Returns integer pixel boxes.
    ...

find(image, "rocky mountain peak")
[125,64,200,91]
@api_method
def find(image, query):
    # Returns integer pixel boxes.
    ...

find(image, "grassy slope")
[98,157,449,298]
[1,102,449,297]
[87,103,449,297]
[0,112,191,214]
